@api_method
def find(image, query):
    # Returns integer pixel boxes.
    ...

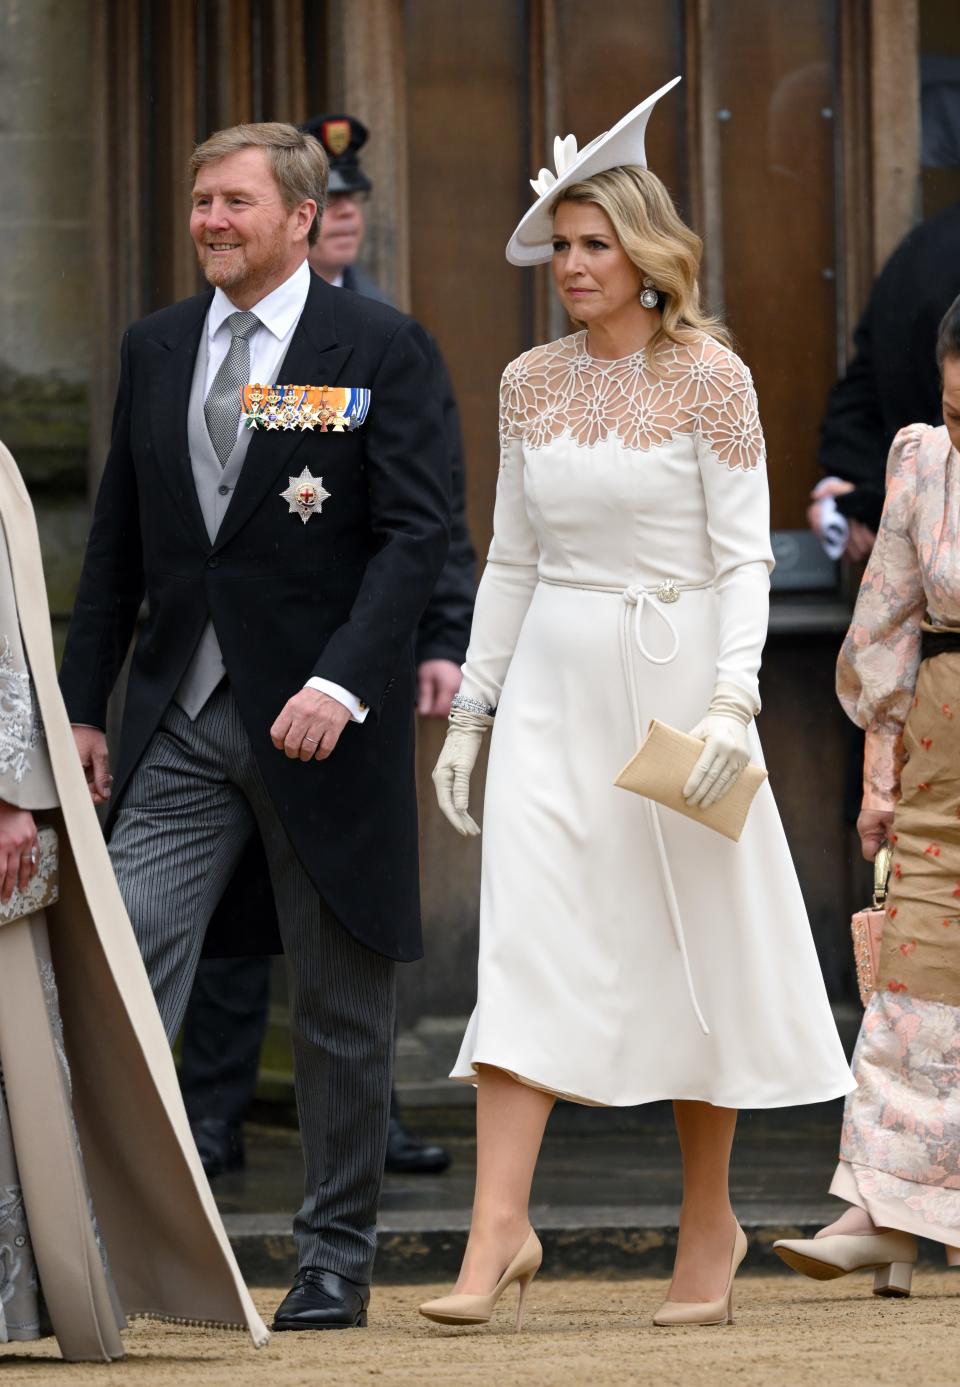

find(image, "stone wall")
[0,0,92,650]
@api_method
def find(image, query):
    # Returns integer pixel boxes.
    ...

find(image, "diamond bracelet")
[450,692,496,718]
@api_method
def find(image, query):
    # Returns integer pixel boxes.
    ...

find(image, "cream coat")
[0,439,267,1355]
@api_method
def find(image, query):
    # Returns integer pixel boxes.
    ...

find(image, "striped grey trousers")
[108,684,396,1282]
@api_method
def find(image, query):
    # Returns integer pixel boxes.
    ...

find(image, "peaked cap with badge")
[300,112,373,194]
[506,75,682,265]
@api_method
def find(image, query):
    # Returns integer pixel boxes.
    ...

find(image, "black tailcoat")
[343,264,476,664]
[59,271,450,961]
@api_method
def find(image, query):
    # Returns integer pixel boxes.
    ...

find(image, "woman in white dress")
[420,81,853,1331]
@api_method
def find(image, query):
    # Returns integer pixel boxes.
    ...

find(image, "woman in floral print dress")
[775,295,960,1293]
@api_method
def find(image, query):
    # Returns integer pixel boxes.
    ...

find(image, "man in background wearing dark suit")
[178,113,476,1182]
[809,200,960,561]
[806,202,960,837]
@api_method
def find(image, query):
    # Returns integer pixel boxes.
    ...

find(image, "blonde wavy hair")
[553,166,730,362]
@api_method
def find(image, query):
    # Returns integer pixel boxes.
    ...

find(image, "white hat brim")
[505,76,682,267]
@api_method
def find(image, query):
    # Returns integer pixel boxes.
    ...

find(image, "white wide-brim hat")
[506,75,682,267]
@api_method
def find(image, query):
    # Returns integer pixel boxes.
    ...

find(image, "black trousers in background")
[180,956,271,1128]
[180,957,405,1128]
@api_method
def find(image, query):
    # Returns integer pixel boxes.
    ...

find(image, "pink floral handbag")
[850,843,892,1007]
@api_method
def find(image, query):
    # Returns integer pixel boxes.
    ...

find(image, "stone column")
[869,0,921,271]
[0,0,93,643]
[324,0,410,309]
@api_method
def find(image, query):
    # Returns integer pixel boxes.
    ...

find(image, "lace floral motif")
[0,637,42,785]
[841,992,960,1191]
[499,331,764,470]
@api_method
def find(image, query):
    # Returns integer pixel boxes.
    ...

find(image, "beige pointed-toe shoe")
[419,1229,542,1331]
[772,1229,917,1296]
[653,1223,748,1327]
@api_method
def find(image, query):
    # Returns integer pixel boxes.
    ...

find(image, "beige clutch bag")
[0,825,59,926]
[614,720,768,842]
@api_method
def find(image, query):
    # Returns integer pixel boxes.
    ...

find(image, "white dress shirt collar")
[207,259,311,343]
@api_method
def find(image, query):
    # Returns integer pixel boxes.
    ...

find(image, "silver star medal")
[280,467,331,525]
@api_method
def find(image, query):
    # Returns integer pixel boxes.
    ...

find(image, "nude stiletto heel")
[873,1261,914,1297]
[515,1269,535,1331]
[419,1229,543,1331]
[653,1223,748,1327]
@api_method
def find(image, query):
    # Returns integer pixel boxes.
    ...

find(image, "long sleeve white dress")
[450,330,854,1108]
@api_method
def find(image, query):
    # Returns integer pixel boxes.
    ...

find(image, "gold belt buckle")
[655,578,680,604]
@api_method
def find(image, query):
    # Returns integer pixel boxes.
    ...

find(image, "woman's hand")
[683,716,750,807]
[857,807,894,862]
[684,683,755,809]
[432,708,492,836]
[0,803,39,903]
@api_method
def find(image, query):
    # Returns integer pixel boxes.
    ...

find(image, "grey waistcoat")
[174,330,256,718]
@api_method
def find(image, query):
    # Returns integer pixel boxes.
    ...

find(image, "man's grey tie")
[204,310,260,467]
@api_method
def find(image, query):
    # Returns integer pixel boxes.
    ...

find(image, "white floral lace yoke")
[499,331,765,470]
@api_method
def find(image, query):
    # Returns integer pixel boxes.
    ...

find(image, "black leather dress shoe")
[272,1269,370,1331]
[190,1119,245,1179]
[384,1116,451,1174]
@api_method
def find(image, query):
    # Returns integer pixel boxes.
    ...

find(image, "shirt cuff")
[305,677,369,723]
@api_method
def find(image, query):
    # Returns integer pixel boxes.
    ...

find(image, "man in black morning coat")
[59,122,449,1331]
[178,111,475,1182]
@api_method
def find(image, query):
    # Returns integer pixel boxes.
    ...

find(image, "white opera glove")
[683,681,756,809]
[432,706,494,837]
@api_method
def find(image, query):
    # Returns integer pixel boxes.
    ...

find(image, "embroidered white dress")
[451,331,854,1108]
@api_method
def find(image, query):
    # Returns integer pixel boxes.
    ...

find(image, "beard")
[197,219,289,295]
[199,245,249,289]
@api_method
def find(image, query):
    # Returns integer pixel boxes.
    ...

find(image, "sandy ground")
[1,1275,957,1387]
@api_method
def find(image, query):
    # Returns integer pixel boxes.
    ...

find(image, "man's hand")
[807,478,876,561]
[0,804,39,902]
[845,518,876,563]
[270,689,351,762]
[72,725,112,804]
[807,477,854,541]
[417,659,463,719]
[857,807,894,862]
